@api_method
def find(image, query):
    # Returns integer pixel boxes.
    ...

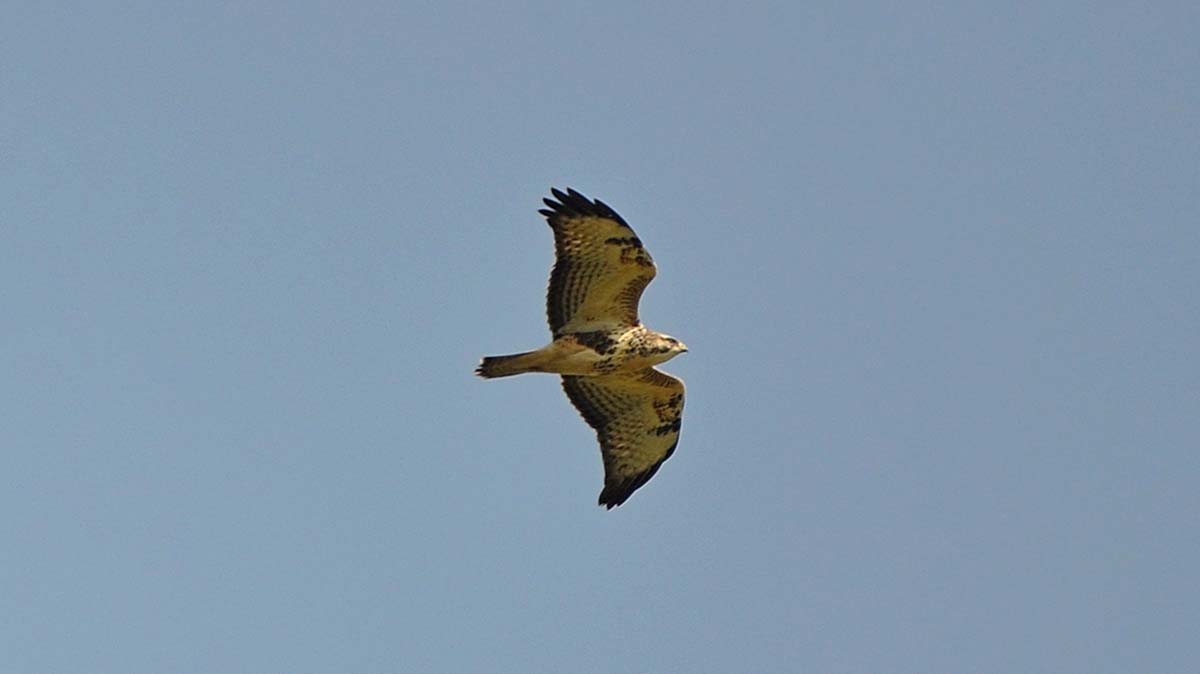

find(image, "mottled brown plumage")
[476,188,688,508]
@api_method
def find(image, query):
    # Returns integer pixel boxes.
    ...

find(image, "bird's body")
[476,188,688,508]
[476,325,682,378]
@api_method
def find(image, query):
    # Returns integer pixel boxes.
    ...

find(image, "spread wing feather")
[561,368,685,509]
[540,188,657,336]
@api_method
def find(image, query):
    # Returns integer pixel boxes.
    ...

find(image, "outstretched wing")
[540,188,657,336]
[561,368,685,509]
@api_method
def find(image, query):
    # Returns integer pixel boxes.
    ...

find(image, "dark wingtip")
[595,449,675,510]
[597,481,638,509]
[540,187,629,226]
[598,490,626,509]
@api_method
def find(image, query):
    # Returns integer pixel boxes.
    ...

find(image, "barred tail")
[475,351,543,379]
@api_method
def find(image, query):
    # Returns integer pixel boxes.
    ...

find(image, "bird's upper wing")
[561,368,685,508]
[540,188,657,336]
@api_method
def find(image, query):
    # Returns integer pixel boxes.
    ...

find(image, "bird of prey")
[476,188,688,509]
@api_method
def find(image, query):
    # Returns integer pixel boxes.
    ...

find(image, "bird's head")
[660,334,689,358]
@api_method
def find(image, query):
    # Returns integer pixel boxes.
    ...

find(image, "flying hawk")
[476,188,688,508]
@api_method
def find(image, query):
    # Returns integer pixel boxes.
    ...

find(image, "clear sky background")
[3,3,1197,673]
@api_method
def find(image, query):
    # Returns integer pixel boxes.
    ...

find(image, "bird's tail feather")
[475,351,543,378]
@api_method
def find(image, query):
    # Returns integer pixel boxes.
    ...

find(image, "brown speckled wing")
[560,368,685,509]
[540,188,657,336]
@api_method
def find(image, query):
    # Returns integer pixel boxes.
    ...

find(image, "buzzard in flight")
[476,188,688,508]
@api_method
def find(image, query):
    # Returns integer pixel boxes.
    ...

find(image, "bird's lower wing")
[561,368,685,508]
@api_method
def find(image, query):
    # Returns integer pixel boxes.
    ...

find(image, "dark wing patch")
[540,188,657,336]
[572,330,619,355]
[560,368,685,509]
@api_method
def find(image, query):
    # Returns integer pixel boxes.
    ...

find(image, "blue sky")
[3,2,1197,672]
